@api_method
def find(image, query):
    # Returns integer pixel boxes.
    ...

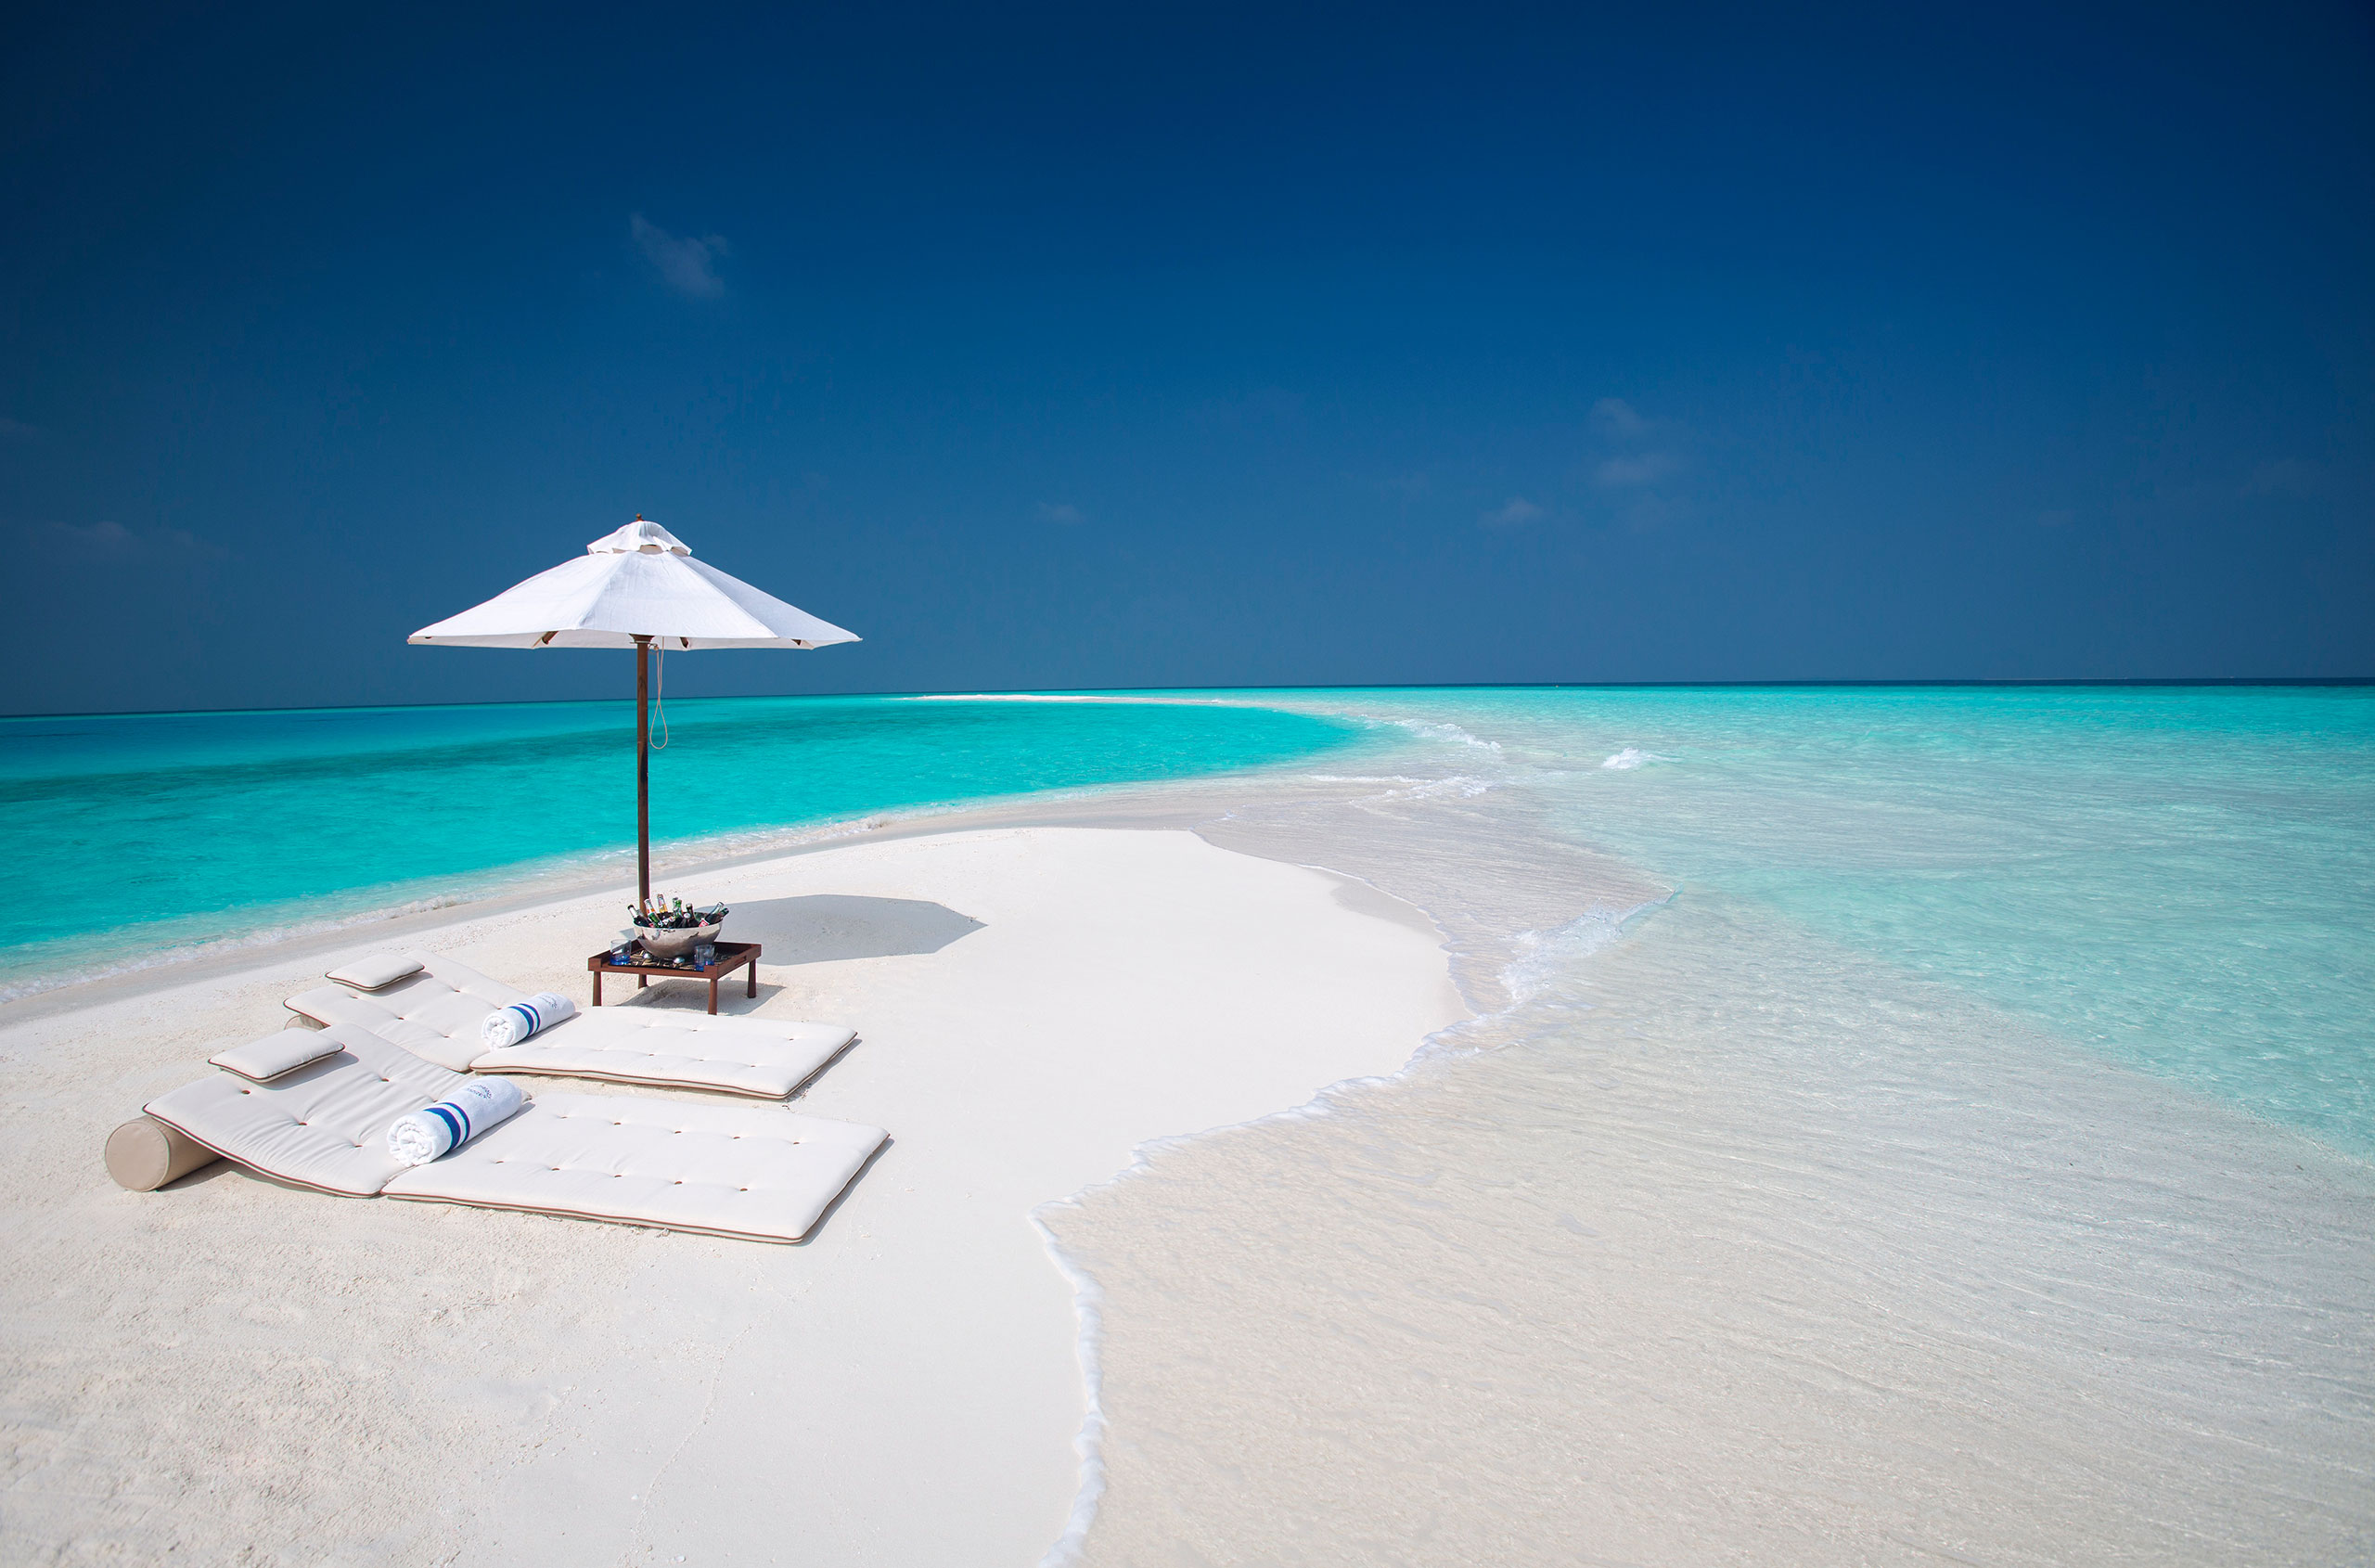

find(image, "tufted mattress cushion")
[286,952,529,1071]
[473,1013,857,1098]
[289,956,859,1098]
[380,1093,887,1242]
[146,1024,470,1197]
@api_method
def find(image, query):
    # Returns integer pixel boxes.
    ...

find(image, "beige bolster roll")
[105,1117,221,1191]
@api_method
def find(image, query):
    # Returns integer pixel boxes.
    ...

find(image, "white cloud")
[1036,502,1085,525]
[1593,452,1679,490]
[1482,496,1544,527]
[38,520,216,559]
[57,520,136,554]
[2241,458,2318,497]
[1591,397,1650,440]
[630,213,730,298]
[1586,397,1684,503]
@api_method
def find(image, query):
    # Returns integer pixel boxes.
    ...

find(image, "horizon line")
[5,675,2372,726]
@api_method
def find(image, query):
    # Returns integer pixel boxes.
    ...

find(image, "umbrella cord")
[649,647,670,750]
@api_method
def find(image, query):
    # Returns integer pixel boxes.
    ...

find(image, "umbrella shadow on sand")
[725,894,985,965]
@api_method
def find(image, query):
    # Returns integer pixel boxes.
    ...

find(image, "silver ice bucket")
[635,918,723,960]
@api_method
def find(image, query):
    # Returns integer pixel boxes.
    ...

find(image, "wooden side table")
[587,940,761,1015]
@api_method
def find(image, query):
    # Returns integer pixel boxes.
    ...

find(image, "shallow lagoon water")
[1275,685,2375,1155]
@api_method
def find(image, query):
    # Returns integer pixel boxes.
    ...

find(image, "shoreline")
[0,759,1345,1027]
[1047,878,2375,1565]
[0,693,1381,1019]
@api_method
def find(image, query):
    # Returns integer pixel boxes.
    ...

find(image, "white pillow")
[209,1030,345,1083]
[325,953,424,991]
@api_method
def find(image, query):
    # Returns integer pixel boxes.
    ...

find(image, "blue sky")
[4,2,2370,713]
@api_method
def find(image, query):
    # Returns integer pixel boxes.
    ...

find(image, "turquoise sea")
[0,695,1364,1000]
[4,685,2370,1160]
[1283,685,2375,1156]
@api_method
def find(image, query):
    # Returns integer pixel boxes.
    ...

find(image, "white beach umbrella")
[410,517,859,900]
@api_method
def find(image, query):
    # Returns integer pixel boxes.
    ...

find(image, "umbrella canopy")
[410,518,858,905]
[408,519,858,649]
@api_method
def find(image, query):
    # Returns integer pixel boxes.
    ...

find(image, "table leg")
[707,975,719,1015]
[593,970,603,1007]
[747,961,757,998]
[638,974,648,990]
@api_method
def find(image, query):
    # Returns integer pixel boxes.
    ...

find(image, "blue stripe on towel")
[426,1102,468,1147]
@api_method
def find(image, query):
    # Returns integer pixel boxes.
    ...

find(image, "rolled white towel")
[479,991,575,1049]
[386,1077,526,1166]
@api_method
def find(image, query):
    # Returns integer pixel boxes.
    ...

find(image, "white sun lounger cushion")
[208,1029,348,1083]
[147,1025,469,1197]
[289,959,858,1098]
[471,1014,857,1099]
[324,952,427,992]
[286,952,532,1071]
[381,1094,887,1242]
[141,1047,887,1241]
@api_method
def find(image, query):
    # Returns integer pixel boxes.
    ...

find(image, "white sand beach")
[0,826,1463,1566]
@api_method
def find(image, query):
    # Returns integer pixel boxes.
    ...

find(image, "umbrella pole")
[635,636,651,906]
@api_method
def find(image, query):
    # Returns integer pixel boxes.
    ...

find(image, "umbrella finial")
[587,519,690,556]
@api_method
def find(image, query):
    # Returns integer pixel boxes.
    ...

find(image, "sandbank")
[0,826,1465,1565]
